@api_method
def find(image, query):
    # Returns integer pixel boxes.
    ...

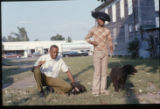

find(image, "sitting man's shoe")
[46,86,54,94]
[101,90,109,95]
[39,91,45,98]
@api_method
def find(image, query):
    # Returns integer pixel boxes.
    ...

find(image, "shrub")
[127,38,140,58]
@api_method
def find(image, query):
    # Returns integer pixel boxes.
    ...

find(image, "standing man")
[33,45,75,97]
[85,11,113,96]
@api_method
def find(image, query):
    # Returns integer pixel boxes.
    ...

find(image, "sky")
[2,0,102,41]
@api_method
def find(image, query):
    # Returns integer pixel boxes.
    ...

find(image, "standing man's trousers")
[33,66,71,94]
[92,50,108,95]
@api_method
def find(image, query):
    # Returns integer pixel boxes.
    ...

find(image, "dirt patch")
[137,92,160,104]
[3,74,36,89]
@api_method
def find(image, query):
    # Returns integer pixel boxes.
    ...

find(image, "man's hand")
[90,41,98,46]
[110,47,113,54]
[110,46,113,55]
[38,61,46,66]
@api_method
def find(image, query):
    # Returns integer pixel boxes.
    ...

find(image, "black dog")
[110,64,137,92]
[68,82,86,96]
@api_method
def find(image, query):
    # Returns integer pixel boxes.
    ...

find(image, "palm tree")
[11,27,29,41]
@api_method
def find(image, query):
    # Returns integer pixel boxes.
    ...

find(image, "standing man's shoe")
[101,90,109,95]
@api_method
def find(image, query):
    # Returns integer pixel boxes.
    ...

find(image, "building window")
[105,8,109,24]
[129,24,133,32]
[105,8,108,14]
[156,17,159,27]
[112,4,116,22]
[154,0,159,11]
[128,0,133,15]
[113,28,117,41]
[125,24,129,44]
[120,0,125,18]
[135,24,139,31]
[113,28,117,48]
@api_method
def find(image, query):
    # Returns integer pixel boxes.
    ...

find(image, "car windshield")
[71,51,78,53]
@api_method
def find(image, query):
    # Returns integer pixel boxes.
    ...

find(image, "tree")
[97,0,106,2]
[2,43,4,55]
[50,34,65,41]
[11,27,29,41]
[34,38,40,41]
[2,36,8,42]
[145,35,158,58]
[7,35,16,42]
[67,36,72,43]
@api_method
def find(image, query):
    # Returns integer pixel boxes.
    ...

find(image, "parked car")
[62,51,88,57]
[28,52,42,57]
[4,53,22,58]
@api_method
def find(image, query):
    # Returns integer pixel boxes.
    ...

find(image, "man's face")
[49,47,59,59]
[96,18,105,26]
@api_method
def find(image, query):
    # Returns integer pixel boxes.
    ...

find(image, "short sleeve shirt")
[34,54,68,78]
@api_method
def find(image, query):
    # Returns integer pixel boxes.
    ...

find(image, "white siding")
[105,8,109,24]
[156,17,159,27]
[120,0,125,18]
[112,4,116,22]
[105,8,108,14]
[154,0,159,11]
[128,0,133,15]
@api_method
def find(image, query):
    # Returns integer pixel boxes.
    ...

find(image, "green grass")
[2,56,160,105]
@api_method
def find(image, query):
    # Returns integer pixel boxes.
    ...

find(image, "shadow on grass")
[124,79,139,104]
[106,76,112,89]
[109,57,159,73]
[64,65,93,82]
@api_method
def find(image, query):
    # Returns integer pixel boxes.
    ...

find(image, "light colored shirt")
[34,54,69,78]
[85,26,113,52]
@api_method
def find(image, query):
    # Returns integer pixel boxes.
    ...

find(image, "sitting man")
[33,45,75,97]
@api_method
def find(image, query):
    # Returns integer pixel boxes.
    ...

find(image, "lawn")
[2,56,160,105]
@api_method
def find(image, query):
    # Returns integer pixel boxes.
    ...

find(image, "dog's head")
[123,64,137,75]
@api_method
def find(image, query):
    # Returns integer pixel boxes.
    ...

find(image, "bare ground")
[4,74,36,89]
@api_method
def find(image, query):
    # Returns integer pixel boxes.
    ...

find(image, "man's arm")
[85,28,98,46]
[38,61,46,66]
[108,31,113,54]
[32,61,46,72]
[34,61,46,67]
[66,70,75,83]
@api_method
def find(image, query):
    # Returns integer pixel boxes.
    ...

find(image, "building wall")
[95,0,159,57]
[2,40,93,58]
[140,0,156,26]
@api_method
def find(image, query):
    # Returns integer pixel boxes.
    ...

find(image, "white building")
[2,40,93,58]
